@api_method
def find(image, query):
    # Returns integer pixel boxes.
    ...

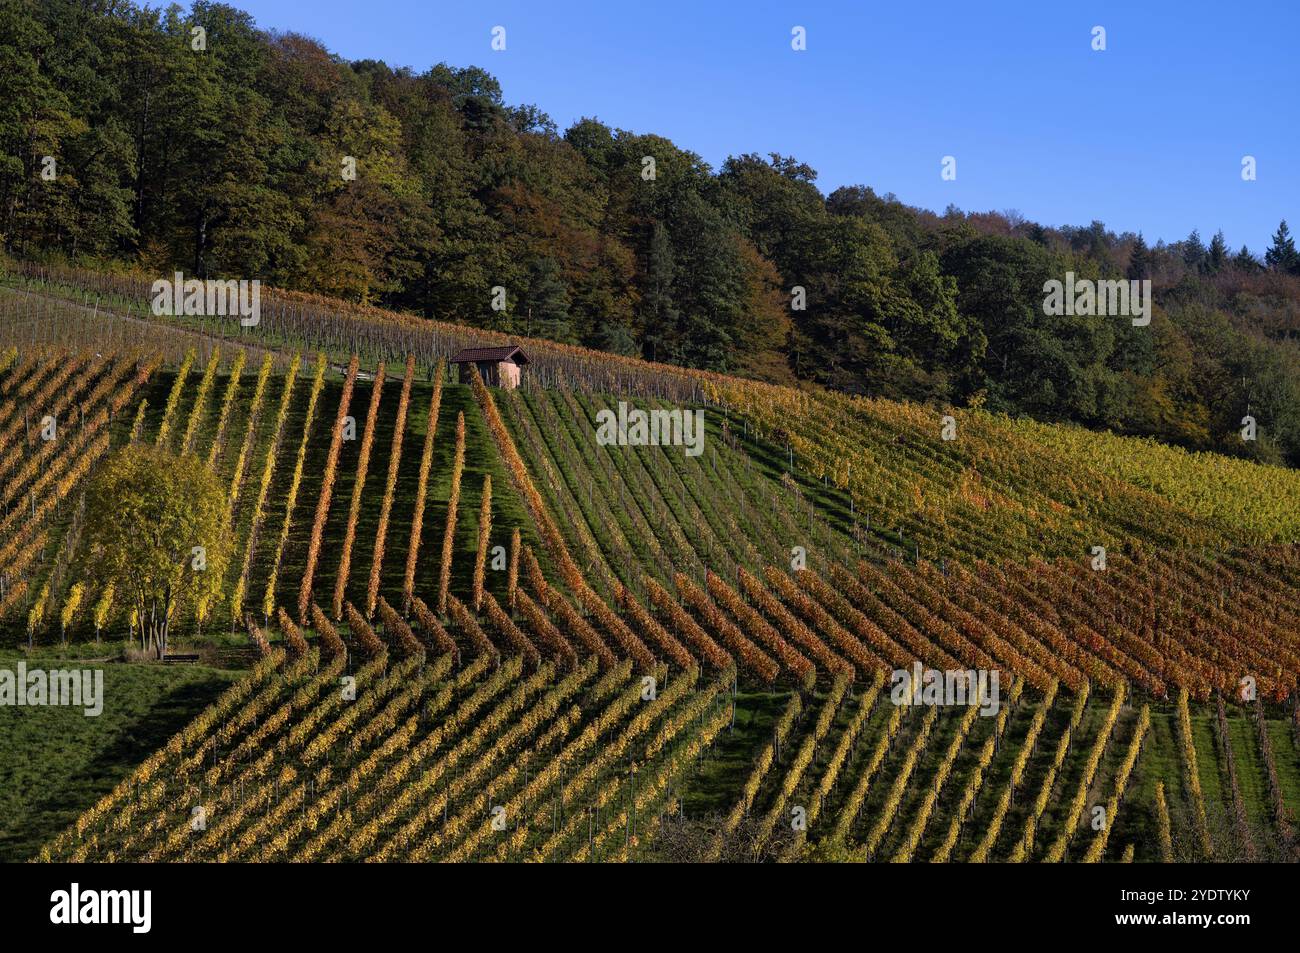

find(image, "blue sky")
[233,0,1297,253]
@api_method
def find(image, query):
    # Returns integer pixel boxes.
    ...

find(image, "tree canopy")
[80,444,230,656]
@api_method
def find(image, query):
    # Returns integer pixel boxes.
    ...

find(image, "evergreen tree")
[640,222,679,363]
[1126,233,1150,281]
[1232,245,1258,272]
[1207,230,1228,274]
[1182,229,1206,272]
[521,256,573,342]
[1265,220,1300,274]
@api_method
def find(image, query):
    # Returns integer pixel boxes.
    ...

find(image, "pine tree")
[641,222,679,363]
[1182,229,1206,272]
[1265,220,1300,274]
[1232,245,1258,273]
[1207,230,1227,274]
[1126,233,1150,281]
[523,257,573,342]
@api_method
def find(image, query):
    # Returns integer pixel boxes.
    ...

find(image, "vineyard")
[2,268,1299,863]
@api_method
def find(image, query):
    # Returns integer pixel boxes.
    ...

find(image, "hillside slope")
[3,271,1298,863]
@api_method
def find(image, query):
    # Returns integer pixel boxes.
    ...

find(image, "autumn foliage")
[299,354,359,622]
[333,361,385,619]
[402,360,444,611]
[364,353,414,617]
[436,411,466,614]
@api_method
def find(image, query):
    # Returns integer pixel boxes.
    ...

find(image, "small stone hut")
[449,345,530,389]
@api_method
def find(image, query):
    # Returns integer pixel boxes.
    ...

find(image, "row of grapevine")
[1042,685,1128,862]
[1176,686,1214,858]
[332,362,386,618]
[402,361,444,611]
[963,682,1061,862]
[1004,687,1091,861]
[298,355,359,621]
[892,679,1024,862]
[259,353,328,619]
[230,355,303,621]
[1080,705,1150,863]
[366,354,415,617]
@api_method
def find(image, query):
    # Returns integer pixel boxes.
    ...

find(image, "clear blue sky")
[232,0,1297,253]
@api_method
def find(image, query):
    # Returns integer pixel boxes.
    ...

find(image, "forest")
[4,0,1300,464]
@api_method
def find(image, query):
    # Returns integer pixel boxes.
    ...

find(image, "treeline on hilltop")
[4,0,1300,465]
